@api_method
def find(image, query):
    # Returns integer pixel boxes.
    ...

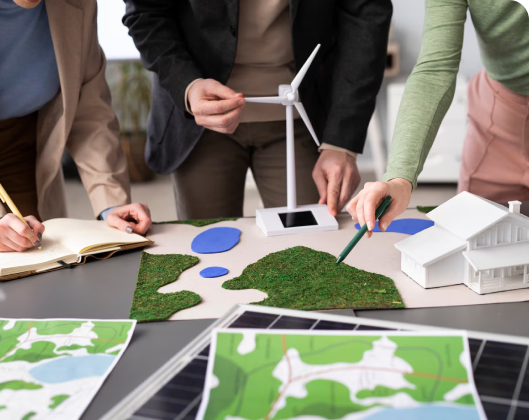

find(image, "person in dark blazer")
[123,0,392,219]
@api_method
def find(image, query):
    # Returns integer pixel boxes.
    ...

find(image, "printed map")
[0,318,135,420]
[198,330,485,420]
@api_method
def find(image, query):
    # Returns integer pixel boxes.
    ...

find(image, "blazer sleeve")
[123,0,204,115]
[66,11,131,218]
[322,0,392,154]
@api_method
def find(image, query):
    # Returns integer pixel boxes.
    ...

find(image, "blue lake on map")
[29,355,116,384]
[364,405,480,420]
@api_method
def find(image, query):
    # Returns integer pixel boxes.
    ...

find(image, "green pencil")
[336,196,392,264]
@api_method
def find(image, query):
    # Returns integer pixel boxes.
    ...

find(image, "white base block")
[256,204,338,237]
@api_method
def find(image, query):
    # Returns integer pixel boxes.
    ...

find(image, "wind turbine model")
[245,44,338,236]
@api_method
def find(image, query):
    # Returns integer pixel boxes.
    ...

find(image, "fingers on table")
[326,172,342,216]
[312,166,328,205]
[106,212,135,234]
[339,165,359,214]
[130,204,152,235]
[107,204,152,235]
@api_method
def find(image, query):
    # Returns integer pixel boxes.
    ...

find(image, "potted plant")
[111,61,155,183]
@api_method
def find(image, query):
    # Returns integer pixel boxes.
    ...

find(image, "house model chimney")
[509,201,522,214]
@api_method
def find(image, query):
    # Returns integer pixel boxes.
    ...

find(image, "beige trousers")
[172,119,320,219]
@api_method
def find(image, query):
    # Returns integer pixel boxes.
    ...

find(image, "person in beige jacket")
[0,0,151,252]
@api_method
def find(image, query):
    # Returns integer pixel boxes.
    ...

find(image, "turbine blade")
[294,102,320,147]
[290,44,321,92]
[244,96,284,104]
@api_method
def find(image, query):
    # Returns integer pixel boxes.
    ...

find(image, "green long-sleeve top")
[384,0,529,188]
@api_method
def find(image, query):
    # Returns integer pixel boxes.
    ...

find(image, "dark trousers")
[0,112,39,220]
[172,119,320,219]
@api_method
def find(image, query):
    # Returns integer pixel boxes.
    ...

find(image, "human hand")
[312,150,361,216]
[106,203,152,235]
[346,178,412,238]
[0,214,44,252]
[188,79,245,134]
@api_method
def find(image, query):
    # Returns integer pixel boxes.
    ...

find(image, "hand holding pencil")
[0,183,45,252]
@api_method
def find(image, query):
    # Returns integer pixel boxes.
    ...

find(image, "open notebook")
[0,218,153,280]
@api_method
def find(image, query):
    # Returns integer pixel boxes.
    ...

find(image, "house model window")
[496,222,511,244]
[517,227,529,242]
[476,230,491,248]
[395,193,529,295]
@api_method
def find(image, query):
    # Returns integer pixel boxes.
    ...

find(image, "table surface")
[2,238,529,419]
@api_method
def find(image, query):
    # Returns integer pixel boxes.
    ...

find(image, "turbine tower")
[245,44,321,210]
[247,44,338,236]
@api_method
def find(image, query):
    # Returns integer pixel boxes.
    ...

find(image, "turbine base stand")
[256,204,338,237]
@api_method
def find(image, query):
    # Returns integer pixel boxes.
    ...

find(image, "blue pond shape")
[191,227,241,254]
[364,405,480,420]
[200,266,229,278]
[355,218,434,235]
[29,355,116,384]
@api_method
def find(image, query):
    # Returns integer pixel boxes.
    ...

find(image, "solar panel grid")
[312,320,358,330]
[268,315,316,330]
[130,310,529,420]
[354,325,394,331]
[476,342,526,399]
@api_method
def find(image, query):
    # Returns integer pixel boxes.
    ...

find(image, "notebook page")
[43,219,147,255]
[0,237,76,275]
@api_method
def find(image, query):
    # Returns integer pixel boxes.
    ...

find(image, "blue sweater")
[0,0,60,120]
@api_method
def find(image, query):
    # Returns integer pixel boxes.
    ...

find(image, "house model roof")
[395,225,467,267]
[463,242,529,271]
[427,191,509,240]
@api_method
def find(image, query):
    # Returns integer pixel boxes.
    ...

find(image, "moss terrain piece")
[416,206,437,213]
[223,246,404,310]
[130,252,201,322]
[153,218,238,227]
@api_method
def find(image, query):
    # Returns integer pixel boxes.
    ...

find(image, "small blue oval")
[200,267,229,278]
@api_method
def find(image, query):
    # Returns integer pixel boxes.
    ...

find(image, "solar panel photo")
[128,309,529,420]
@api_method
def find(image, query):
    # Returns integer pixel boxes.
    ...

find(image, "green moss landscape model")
[130,247,404,322]
[153,218,238,227]
[223,247,403,310]
[129,253,201,322]
[416,206,437,213]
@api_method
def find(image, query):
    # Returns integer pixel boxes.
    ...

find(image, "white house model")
[395,192,529,295]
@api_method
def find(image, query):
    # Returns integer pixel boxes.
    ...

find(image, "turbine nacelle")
[243,44,321,148]
[279,86,298,105]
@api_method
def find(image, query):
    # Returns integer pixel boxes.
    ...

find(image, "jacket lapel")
[45,0,84,137]
[36,0,84,219]
[290,0,299,26]
[223,0,239,30]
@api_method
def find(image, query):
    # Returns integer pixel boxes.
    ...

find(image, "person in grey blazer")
[123,0,392,220]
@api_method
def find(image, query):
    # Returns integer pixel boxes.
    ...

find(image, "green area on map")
[0,320,133,363]
[202,332,479,420]
[0,319,134,419]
